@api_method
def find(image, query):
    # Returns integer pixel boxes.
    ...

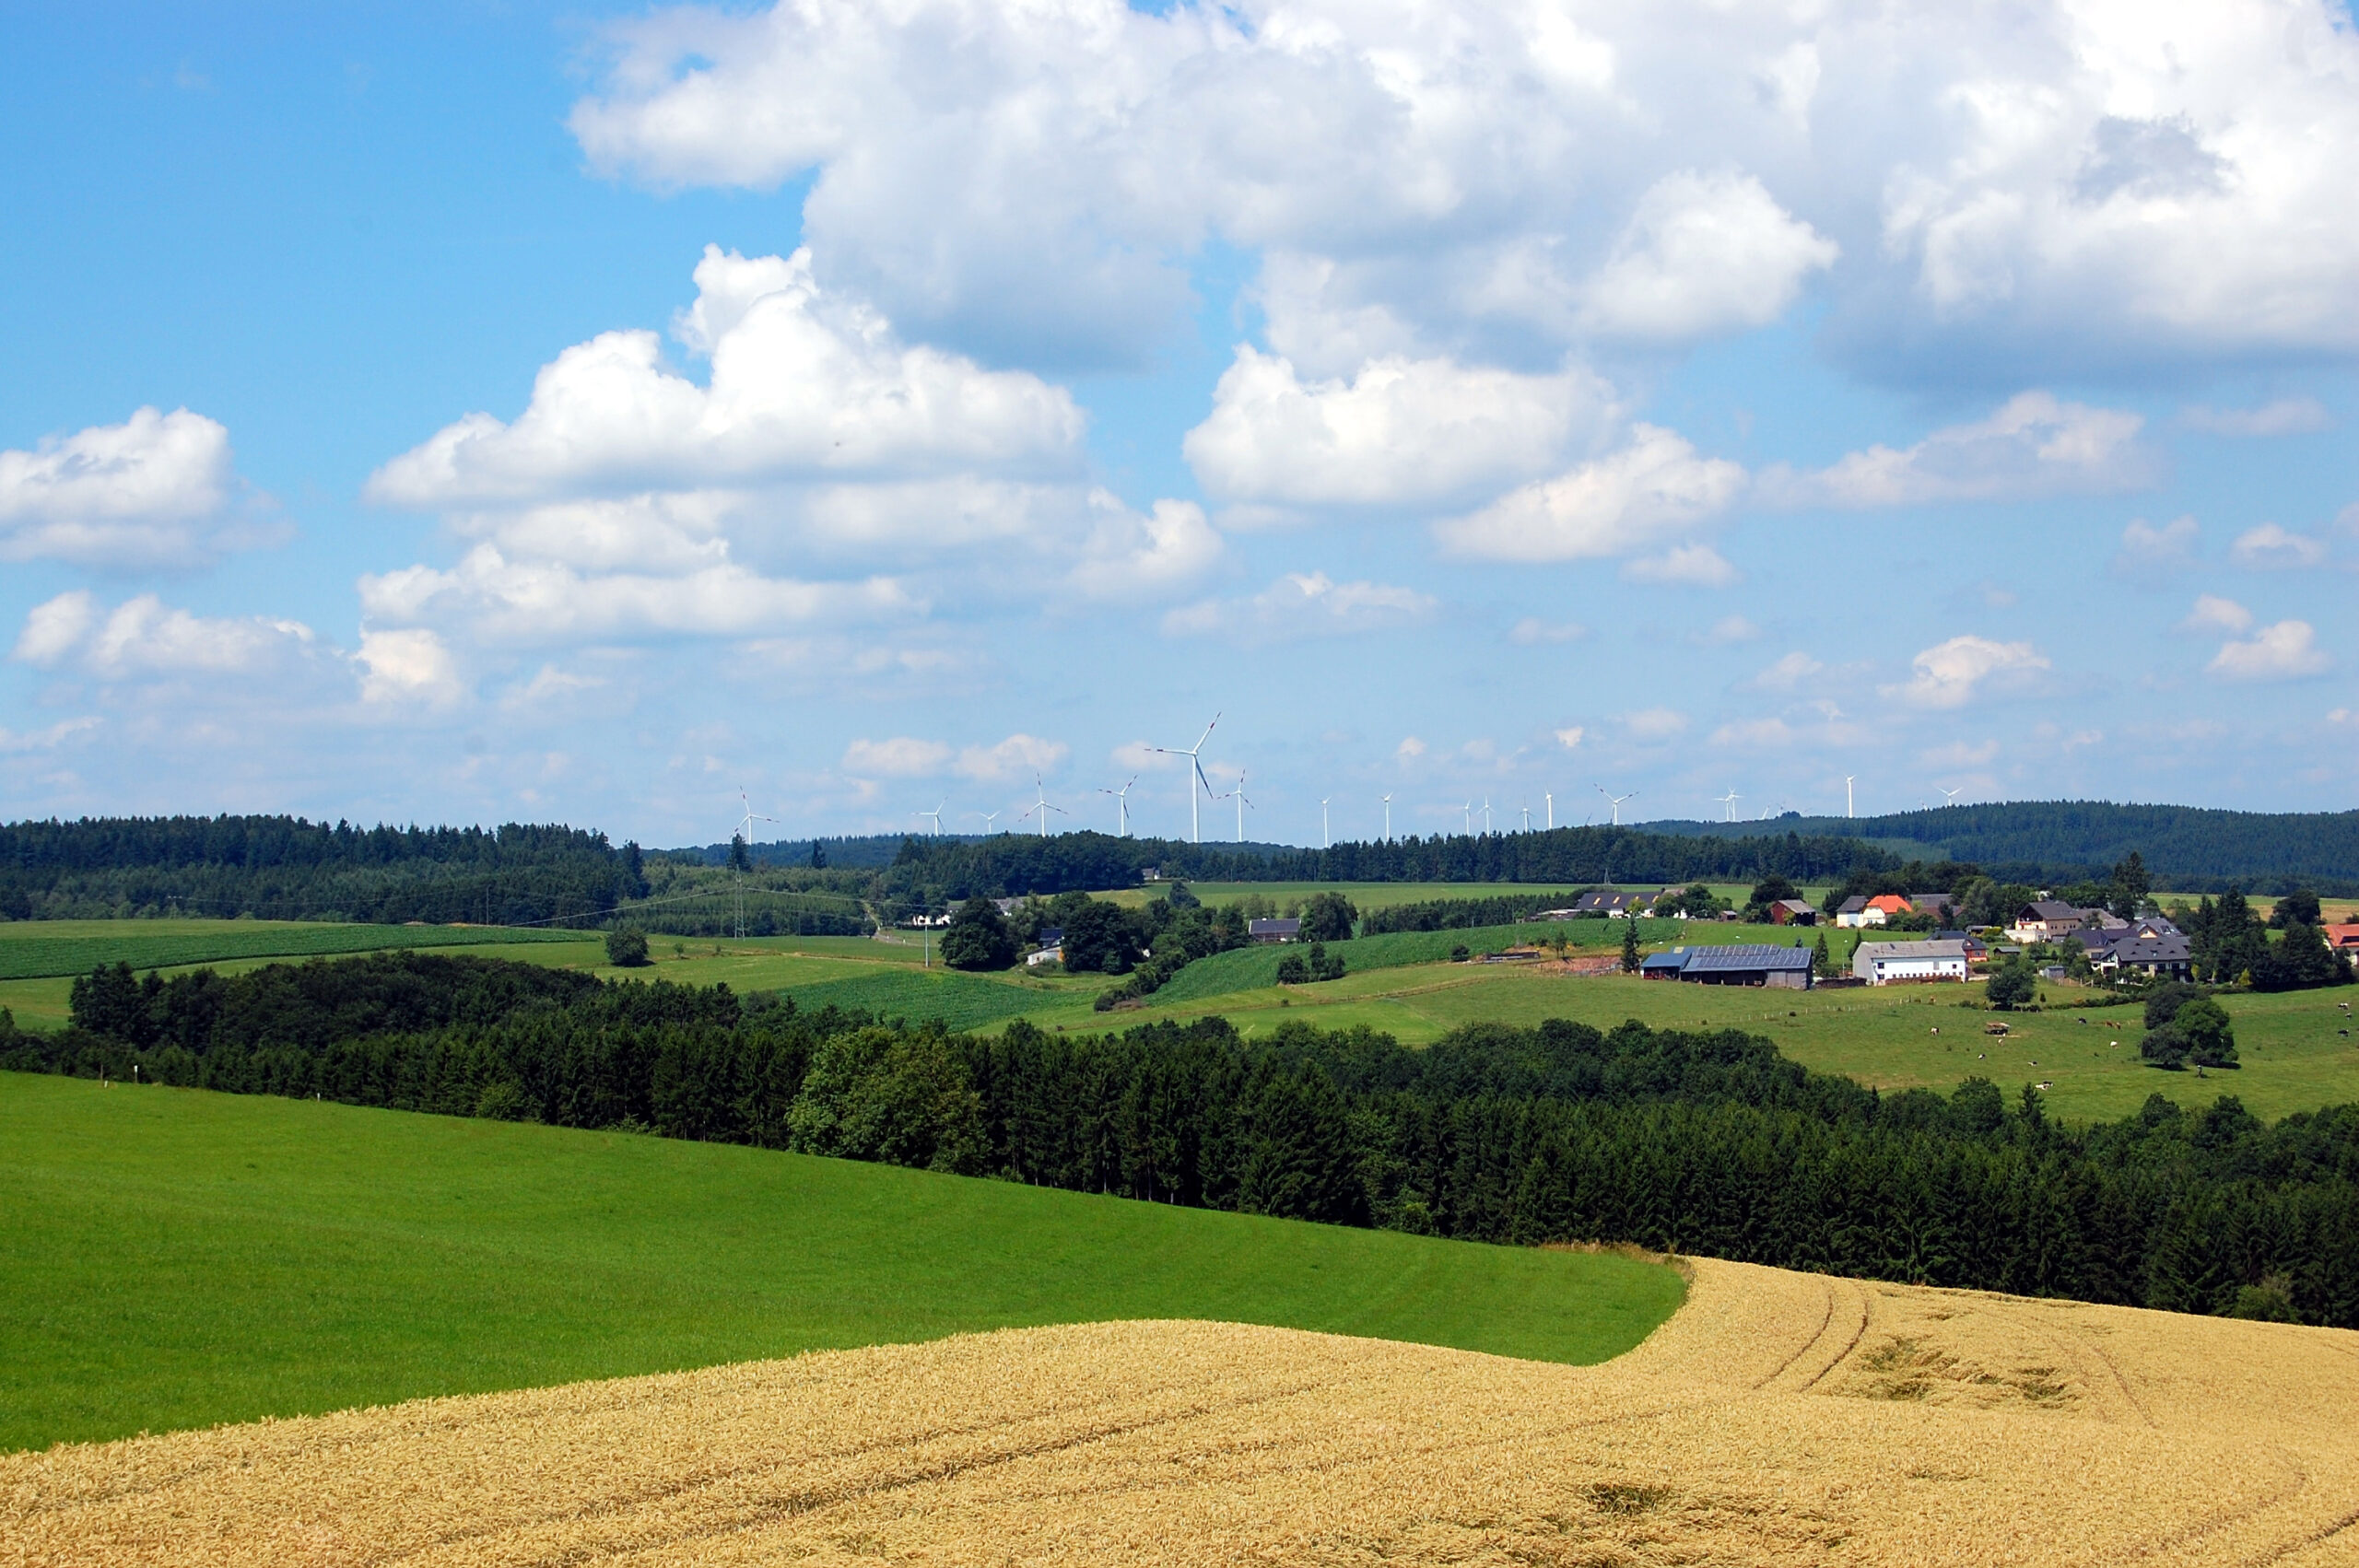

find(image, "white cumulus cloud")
[566,0,2359,376]
[0,408,271,568]
[1761,392,2154,509]
[356,628,464,707]
[1885,635,2050,709]
[2209,621,2331,682]
[2228,523,2330,571]
[956,734,1069,780]
[370,247,1082,509]
[12,591,315,677]
[842,737,955,777]
[2178,595,2253,635]
[1578,170,1837,341]
[1434,426,1743,564]
[1182,348,1614,509]
[1163,572,1436,641]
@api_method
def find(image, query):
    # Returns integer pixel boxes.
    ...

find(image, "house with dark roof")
[1642,943,1814,989]
[1570,889,1654,918]
[1930,930,1989,963]
[1911,892,1960,921]
[2071,928,2192,980]
[1247,917,1301,943]
[2008,901,2090,942]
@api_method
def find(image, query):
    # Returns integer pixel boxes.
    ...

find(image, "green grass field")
[0,1072,1684,1453]
[0,918,589,982]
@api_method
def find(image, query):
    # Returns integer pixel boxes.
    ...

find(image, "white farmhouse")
[1852,939,1972,985]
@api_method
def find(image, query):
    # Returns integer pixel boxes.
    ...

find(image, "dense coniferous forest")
[1645,802,2359,895]
[0,817,645,924]
[13,952,2353,1329]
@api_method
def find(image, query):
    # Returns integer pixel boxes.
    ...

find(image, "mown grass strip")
[0,1072,1683,1451]
[0,922,589,982]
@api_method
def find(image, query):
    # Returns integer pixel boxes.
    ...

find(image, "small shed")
[1639,950,1689,979]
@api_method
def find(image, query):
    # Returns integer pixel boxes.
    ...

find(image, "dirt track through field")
[8,1258,2359,1566]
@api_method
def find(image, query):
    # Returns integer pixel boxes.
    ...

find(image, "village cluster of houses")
[1548,885,2208,990]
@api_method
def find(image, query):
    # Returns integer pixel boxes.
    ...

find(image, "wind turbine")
[916,801,945,837]
[969,809,1001,836]
[1545,791,1554,830]
[1381,793,1392,841]
[1481,797,1494,835]
[1150,713,1221,845]
[1098,777,1137,837]
[1718,787,1742,822]
[1320,797,1332,849]
[1015,775,1068,837]
[1595,784,1637,825]
[1520,799,1532,833]
[1461,800,1473,836]
[1231,771,1253,843]
[1940,786,1962,807]
[730,789,776,941]
[1845,776,1855,818]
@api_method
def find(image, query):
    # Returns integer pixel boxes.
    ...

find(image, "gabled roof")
[2090,932,2191,963]
[1855,940,1972,962]
[1639,950,1689,972]
[1247,917,1300,936]
[1865,894,1913,913]
[2021,900,2082,920]
[1911,892,1958,911]
[1837,895,1870,913]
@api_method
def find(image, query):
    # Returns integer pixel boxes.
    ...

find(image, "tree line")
[11,950,2353,1329]
[876,826,1901,907]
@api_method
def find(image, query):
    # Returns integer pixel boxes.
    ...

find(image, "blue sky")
[3,0,2355,848]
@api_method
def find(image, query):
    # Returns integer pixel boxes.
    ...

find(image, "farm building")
[2331,922,2359,956]
[1638,951,1689,979]
[1247,917,1301,943]
[1853,939,1971,985]
[1766,898,1817,926]
[1910,892,1959,921]
[1643,944,1814,989]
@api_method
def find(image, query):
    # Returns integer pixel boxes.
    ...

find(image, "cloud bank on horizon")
[2,0,2355,839]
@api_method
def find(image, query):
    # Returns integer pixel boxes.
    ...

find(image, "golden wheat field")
[7,1258,2359,1567]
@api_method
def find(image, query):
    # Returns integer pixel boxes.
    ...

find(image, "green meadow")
[5,912,2353,1126]
[0,1071,1684,1452]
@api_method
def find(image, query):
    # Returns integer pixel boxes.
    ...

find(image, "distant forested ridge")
[1644,802,2359,895]
[873,827,1898,906]
[15,951,2354,1329]
[0,816,643,925]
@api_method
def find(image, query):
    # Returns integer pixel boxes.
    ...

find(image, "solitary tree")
[1620,921,1641,973]
[604,926,651,967]
[939,896,1018,971]
[1987,958,2037,1009]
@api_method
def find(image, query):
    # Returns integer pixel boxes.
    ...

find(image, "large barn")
[1640,944,1815,989]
